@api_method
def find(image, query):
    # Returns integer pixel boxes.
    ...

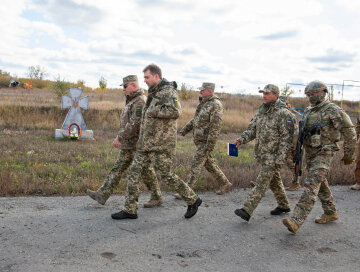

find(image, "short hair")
[143,63,162,79]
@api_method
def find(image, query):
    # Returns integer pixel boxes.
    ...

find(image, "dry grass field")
[0,87,357,196]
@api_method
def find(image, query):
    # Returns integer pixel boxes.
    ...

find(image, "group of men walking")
[86,63,358,235]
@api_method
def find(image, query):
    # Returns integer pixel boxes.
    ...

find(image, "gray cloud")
[316,67,340,72]
[307,49,356,64]
[258,30,298,40]
[190,66,222,74]
[32,0,102,27]
[0,59,27,70]
[136,0,192,9]
[176,48,196,55]
[184,73,205,79]
[129,51,181,64]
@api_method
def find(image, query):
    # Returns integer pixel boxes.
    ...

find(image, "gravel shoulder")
[1,186,359,272]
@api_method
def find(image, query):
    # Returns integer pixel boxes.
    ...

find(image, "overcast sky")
[1,0,360,99]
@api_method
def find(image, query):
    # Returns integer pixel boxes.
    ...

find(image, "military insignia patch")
[173,97,180,109]
[135,106,143,117]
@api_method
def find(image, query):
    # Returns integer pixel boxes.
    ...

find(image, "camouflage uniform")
[352,117,360,187]
[290,98,356,226]
[180,93,229,188]
[237,86,295,216]
[123,79,198,214]
[97,88,161,201]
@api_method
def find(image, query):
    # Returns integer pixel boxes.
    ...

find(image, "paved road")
[1,187,359,272]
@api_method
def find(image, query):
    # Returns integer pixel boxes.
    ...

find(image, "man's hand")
[341,156,354,165]
[112,138,121,148]
[233,140,241,148]
[179,132,185,137]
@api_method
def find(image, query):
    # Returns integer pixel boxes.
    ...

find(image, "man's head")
[143,63,162,88]
[120,75,139,95]
[198,82,215,97]
[259,84,279,104]
[305,80,327,106]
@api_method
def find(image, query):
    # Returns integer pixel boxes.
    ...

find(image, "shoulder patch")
[135,106,143,117]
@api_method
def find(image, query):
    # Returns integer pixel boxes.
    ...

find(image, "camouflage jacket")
[136,79,181,152]
[237,99,295,166]
[303,99,356,159]
[180,95,223,151]
[117,89,146,150]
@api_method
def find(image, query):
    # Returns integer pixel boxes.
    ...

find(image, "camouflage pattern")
[187,144,229,187]
[354,117,360,185]
[124,151,198,214]
[136,79,181,152]
[237,99,296,166]
[259,84,279,94]
[123,79,198,214]
[290,98,356,227]
[180,95,228,187]
[243,165,290,216]
[198,82,215,90]
[117,89,146,150]
[96,89,161,201]
[98,149,161,201]
[120,75,138,86]
[304,80,328,94]
[237,98,294,215]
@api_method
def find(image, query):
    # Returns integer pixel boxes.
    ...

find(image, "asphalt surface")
[1,186,359,272]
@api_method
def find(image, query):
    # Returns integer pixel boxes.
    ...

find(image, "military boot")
[349,183,360,190]
[173,193,182,200]
[111,210,138,220]
[86,189,106,205]
[184,198,202,219]
[315,213,338,224]
[283,218,299,234]
[234,208,250,222]
[286,183,302,191]
[215,182,233,195]
[270,207,290,215]
[143,199,163,208]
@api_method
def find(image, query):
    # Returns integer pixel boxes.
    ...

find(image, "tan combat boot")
[216,182,233,195]
[315,213,338,224]
[286,183,302,191]
[86,189,106,205]
[349,183,360,190]
[283,218,299,234]
[173,193,182,200]
[143,199,163,208]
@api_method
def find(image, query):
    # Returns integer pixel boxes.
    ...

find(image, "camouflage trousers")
[97,149,161,201]
[124,151,198,214]
[243,164,289,216]
[354,139,360,185]
[291,150,336,227]
[187,144,229,188]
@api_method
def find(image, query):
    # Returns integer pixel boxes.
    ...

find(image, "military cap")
[305,80,328,94]
[259,84,279,94]
[120,75,138,86]
[198,82,215,91]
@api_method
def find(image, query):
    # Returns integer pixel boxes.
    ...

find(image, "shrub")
[98,76,107,89]
[27,65,48,79]
[179,83,196,100]
[50,76,70,98]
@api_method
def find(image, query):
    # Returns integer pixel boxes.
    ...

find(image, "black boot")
[111,210,138,220]
[184,198,202,219]
[270,207,290,215]
[234,208,250,222]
